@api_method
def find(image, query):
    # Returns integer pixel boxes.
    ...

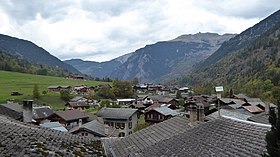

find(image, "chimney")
[188,101,197,126]
[23,100,33,122]
[197,103,205,122]
[265,102,270,114]
[78,119,82,127]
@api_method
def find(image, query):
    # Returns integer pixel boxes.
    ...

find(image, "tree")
[263,104,280,157]
[176,90,182,99]
[97,86,115,99]
[112,80,133,98]
[85,91,95,100]
[132,77,139,85]
[60,89,71,101]
[33,84,40,99]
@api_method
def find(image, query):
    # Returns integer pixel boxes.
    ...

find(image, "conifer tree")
[264,104,280,157]
[33,84,40,99]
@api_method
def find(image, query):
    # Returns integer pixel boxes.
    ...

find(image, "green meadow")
[0,70,109,110]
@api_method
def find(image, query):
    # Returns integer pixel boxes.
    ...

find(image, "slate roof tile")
[0,115,104,156]
[141,118,269,157]
[96,107,138,120]
[103,116,191,157]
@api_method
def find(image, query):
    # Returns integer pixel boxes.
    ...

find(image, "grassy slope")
[0,70,109,109]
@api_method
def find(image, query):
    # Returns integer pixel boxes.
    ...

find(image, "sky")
[0,0,280,62]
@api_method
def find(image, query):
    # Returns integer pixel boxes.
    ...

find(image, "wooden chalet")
[47,85,71,92]
[144,106,179,125]
[47,110,89,129]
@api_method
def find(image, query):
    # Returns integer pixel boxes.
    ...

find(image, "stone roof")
[0,104,22,120]
[40,122,68,132]
[1,103,23,113]
[33,107,54,119]
[66,101,89,107]
[130,118,270,157]
[206,109,251,121]
[248,113,270,124]
[70,120,107,137]
[96,108,138,120]
[233,94,250,99]
[148,96,174,103]
[51,110,89,121]
[0,115,104,156]
[104,116,193,157]
[150,106,179,116]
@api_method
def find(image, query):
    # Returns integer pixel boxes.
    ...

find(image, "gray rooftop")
[40,121,68,132]
[131,118,270,157]
[104,116,193,157]
[206,109,251,121]
[153,106,179,116]
[0,115,103,156]
[96,108,138,120]
[52,110,89,121]
[70,120,107,137]
[248,113,270,124]
[0,104,22,120]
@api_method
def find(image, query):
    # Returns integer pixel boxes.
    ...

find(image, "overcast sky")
[0,0,280,62]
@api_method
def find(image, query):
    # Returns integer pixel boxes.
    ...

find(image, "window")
[118,132,125,137]
[120,123,125,129]
[115,122,120,129]
[85,133,88,136]
[82,133,84,136]
[110,122,114,127]
[129,122,132,129]
[129,131,132,135]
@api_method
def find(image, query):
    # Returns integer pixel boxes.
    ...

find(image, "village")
[0,81,276,156]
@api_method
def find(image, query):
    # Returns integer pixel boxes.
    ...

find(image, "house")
[104,116,270,157]
[47,110,89,129]
[70,96,88,102]
[0,115,103,156]
[144,106,179,125]
[73,85,94,94]
[47,85,71,92]
[69,120,118,138]
[65,101,89,111]
[184,98,213,113]
[32,106,54,123]
[130,101,147,111]
[148,95,180,109]
[68,74,84,80]
[141,95,154,107]
[96,108,140,137]
[231,93,250,101]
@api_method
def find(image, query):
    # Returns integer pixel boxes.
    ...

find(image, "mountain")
[64,53,132,78]
[0,34,79,73]
[175,9,280,101]
[109,33,235,83]
[197,9,280,69]
[0,51,70,77]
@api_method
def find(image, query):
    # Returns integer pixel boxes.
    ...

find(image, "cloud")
[0,0,280,62]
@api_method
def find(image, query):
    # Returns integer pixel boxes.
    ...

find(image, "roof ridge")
[222,115,271,127]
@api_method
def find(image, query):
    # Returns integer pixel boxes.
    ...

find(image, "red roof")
[242,106,263,113]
